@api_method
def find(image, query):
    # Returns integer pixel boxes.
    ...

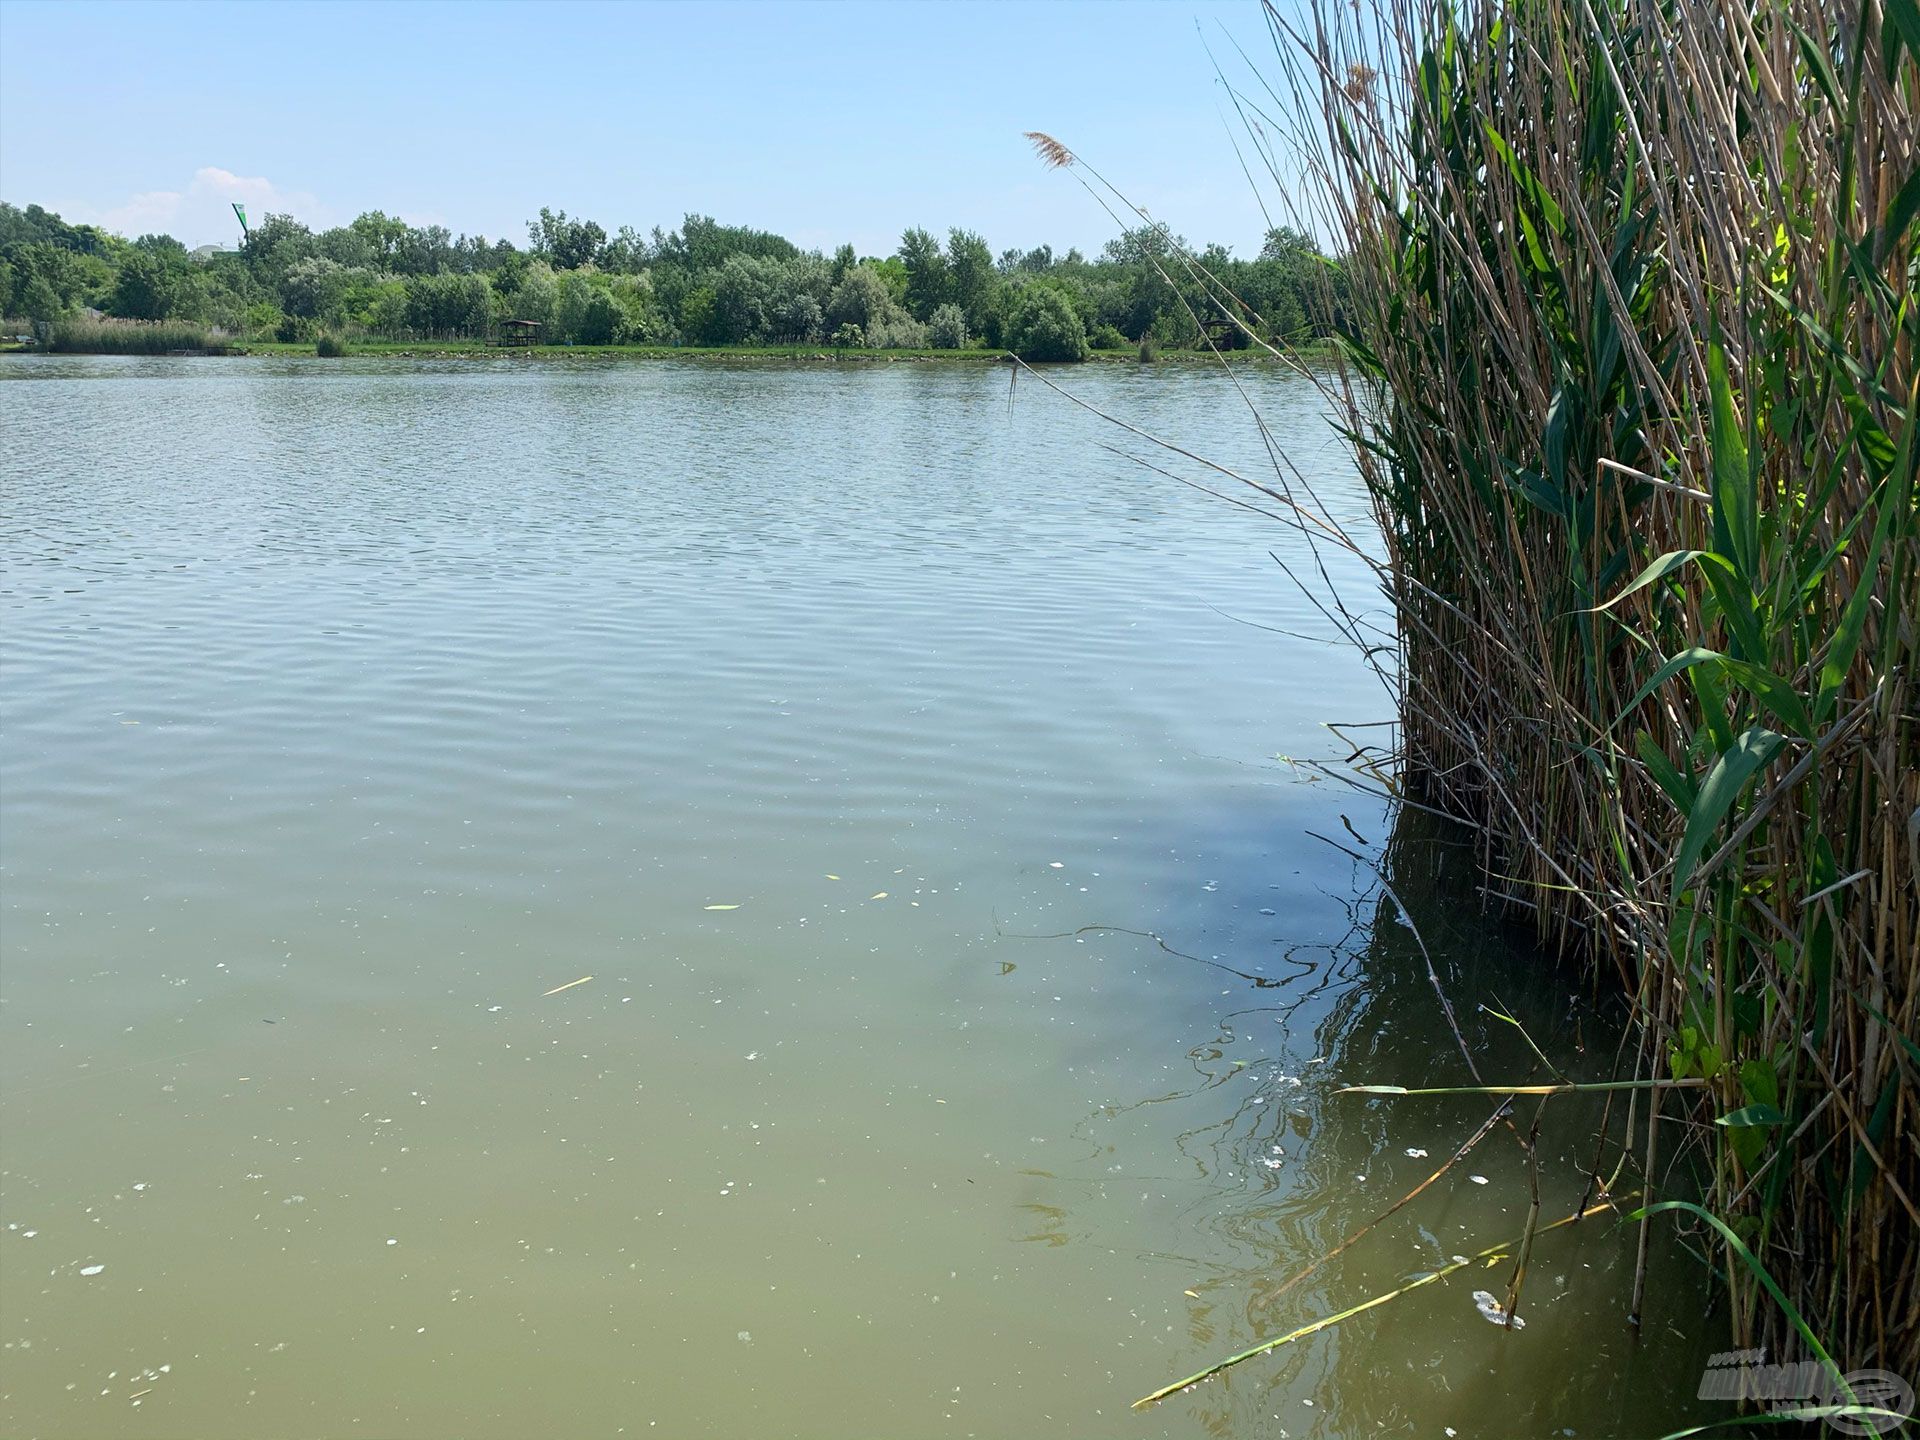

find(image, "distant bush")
[774,293,823,345]
[825,266,896,334]
[275,313,311,343]
[865,313,927,349]
[1137,334,1159,363]
[1090,323,1127,351]
[244,301,284,339]
[1007,287,1087,362]
[830,322,864,349]
[47,317,235,355]
[928,302,968,349]
[315,333,347,357]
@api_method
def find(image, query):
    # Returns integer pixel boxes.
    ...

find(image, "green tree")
[657,214,797,272]
[528,208,606,270]
[712,254,783,344]
[240,213,315,290]
[927,302,968,349]
[575,288,622,344]
[679,285,719,345]
[1259,225,1321,262]
[395,224,455,275]
[351,211,410,266]
[1007,285,1086,362]
[19,273,61,324]
[491,248,529,299]
[281,256,349,320]
[107,249,172,319]
[825,265,895,332]
[774,293,823,344]
[945,228,996,330]
[512,263,558,329]
[898,226,949,320]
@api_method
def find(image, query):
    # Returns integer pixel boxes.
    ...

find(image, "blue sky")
[0,0,1299,258]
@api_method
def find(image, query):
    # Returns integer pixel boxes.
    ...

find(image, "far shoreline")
[1,339,1337,364]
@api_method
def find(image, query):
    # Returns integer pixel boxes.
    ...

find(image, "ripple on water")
[0,356,1714,1440]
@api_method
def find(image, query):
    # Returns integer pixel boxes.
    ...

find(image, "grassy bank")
[1281,0,1915,1386]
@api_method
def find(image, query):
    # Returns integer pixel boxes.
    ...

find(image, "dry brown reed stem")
[1253,1098,1513,1310]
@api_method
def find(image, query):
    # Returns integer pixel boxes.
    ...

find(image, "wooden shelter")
[497,319,542,349]
[1197,314,1249,351]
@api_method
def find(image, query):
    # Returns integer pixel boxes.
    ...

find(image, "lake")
[0,356,1716,1437]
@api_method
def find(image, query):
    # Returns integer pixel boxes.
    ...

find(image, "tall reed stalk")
[1264,0,1917,1377]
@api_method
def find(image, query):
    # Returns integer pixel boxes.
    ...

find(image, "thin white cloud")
[76,167,332,245]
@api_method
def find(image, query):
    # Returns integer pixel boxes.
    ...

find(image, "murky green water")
[1,356,1718,1438]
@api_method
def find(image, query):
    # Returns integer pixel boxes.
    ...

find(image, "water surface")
[1,356,1716,1437]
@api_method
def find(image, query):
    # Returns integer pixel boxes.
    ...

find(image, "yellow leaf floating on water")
[704,904,740,911]
[825,874,840,881]
[1184,1289,1201,1299]
[542,975,593,997]
[869,892,889,900]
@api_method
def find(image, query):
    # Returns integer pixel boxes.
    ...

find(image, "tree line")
[0,201,1344,359]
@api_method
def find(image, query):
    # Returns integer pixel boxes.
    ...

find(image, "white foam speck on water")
[386,1238,397,1246]
[736,1331,752,1343]
[1406,1148,1429,1158]
[1469,1174,1489,1185]
[79,1264,104,1276]
[1471,1289,1525,1328]
[1048,862,1063,869]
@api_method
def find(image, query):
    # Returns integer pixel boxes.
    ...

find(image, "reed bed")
[1028,0,1917,1396]
[1262,0,1918,1380]
[45,316,236,355]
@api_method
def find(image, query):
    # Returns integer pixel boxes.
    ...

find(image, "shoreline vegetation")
[1301,0,1918,1388]
[0,200,1344,363]
[1074,0,1914,1412]
[3,331,1337,363]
